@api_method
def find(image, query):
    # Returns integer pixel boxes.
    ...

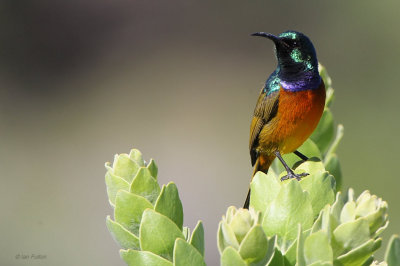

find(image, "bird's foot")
[280,171,309,181]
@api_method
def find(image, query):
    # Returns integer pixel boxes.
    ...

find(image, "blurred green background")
[1,1,399,265]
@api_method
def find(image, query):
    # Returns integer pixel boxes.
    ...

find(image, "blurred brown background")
[1,1,399,265]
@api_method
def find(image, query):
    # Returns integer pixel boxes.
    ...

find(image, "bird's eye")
[283,39,299,48]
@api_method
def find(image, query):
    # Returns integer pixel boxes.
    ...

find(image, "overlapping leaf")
[105,149,205,266]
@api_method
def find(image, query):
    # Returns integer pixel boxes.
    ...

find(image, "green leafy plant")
[105,150,205,265]
[105,65,399,265]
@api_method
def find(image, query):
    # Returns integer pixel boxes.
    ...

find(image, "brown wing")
[249,89,280,166]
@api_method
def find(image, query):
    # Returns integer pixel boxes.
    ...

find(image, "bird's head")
[252,31,319,77]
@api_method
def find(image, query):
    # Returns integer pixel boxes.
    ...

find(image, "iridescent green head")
[252,30,319,78]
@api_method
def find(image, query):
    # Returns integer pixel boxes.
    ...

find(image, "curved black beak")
[251,32,288,48]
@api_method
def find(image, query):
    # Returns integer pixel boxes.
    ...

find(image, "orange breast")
[258,82,326,154]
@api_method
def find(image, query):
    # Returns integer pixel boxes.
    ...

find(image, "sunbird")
[244,31,326,209]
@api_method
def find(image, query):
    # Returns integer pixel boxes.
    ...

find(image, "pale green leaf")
[295,159,325,175]
[139,209,184,261]
[362,257,376,266]
[173,239,206,266]
[320,205,334,238]
[266,248,284,266]
[105,169,130,206]
[225,206,237,223]
[113,153,140,183]
[217,221,240,253]
[296,138,322,159]
[114,190,153,236]
[229,209,254,243]
[265,236,278,265]
[310,109,335,155]
[325,87,334,107]
[297,225,306,266]
[355,190,371,204]
[238,225,268,264]
[130,167,160,204]
[106,216,139,250]
[335,238,381,266]
[182,227,190,241]
[120,250,172,266]
[147,159,158,179]
[319,64,334,107]
[346,188,355,202]
[333,218,370,255]
[311,209,324,234]
[375,221,389,237]
[319,64,332,89]
[190,221,205,257]
[221,247,246,266]
[340,201,356,224]
[304,231,333,264]
[324,125,344,163]
[330,192,345,227]
[300,170,335,217]
[308,262,332,266]
[129,149,145,167]
[311,205,333,240]
[385,235,400,266]
[283,234,298,265]
[250,171,280,214]
[155,182,184,230]
[363,205,388,236]
[324,154,342,191]
[262,180,313,240]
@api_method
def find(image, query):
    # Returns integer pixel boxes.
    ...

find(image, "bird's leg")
[294,150,308,161]
[274,150,309,181]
